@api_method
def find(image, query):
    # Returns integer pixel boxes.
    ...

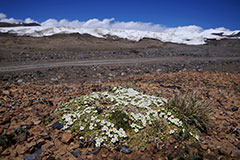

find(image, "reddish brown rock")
[41,141,54,151]
[15,145,28,155]
[61,132,73,144]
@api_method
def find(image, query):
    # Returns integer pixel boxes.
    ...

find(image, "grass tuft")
[164,91,212,133]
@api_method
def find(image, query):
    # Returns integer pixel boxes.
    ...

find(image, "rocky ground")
[0,33,240,159]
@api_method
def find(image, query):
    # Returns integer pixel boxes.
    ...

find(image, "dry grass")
[164,91,212,133]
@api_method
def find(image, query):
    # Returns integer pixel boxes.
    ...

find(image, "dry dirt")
[0,33,240,159]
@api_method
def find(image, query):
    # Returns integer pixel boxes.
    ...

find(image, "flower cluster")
[56,86,199,148]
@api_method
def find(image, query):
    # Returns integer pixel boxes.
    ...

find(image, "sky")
[0,0,239,30]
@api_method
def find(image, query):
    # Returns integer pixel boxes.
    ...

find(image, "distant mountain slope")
[0,22,40,27]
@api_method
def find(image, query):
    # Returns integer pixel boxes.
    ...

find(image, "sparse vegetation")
[164,91,212,133]
[55,86,200,150]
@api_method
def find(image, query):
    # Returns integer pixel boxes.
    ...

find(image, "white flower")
[103,136,108,140]
[134,128,139,133]
[111,137,118,143]
[80,136,84,140]
[80,126,84,131]
[95,142,101,147]
[107,122,111,127]
[195,135,199,141]
[111,123,115,127]
[102,125,108,131]
[119,128,124,132]
[130,123,136,128]
[89,125,94,130]
[113,128,118,133]
[170,129,176,134]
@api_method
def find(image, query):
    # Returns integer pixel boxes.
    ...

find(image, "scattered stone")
[140,147,146,152]
[1,115,10,124]
[25,107,32,112]
[231,106,238,112]
[55,148,66,156]
[233,151,240,158]
[71,149,81,157]
[102,154,107,158]
[17,79,23,83]
[15,145,28,155]
[21,124,31,130]
[218,143,236,155]
[40,133,51,140]
[237,143,240,150]
[159,84,181,90]
[103,85,111,90]
[140,154,152,160]
[86,154,93,159]
[45,156,56,160]
[16,132,27,143]
[36,138,45,147]
[108,73,113,77]
[120,145,132,154]
[2,90,10,95]
[41,141,54,150]
[200,144,208,150]
[0,107,7,113]
[1,148,10,155]
[218,156,227,160]
[52,121,64,130]
[47,100,54,106]
[22,148,43,160]
[25,141,36,149]
[33,119,41,125]
[61,132,73,144]
[50,78,58,82]
[223,123,230,127]
[35,113,40,117]
[86,147,100,155]
[29,127,42,136]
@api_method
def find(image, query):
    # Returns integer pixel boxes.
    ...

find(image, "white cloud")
[41,18,59,26]
[0,17,21,23]
[0,13,6,19]
[24,18,38,24]
[40,18,165,32]
[0,12,38,24]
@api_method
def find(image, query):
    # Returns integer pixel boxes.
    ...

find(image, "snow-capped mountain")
[0,25,239,45]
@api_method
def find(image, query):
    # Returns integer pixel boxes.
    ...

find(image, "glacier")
[0,25,239,45]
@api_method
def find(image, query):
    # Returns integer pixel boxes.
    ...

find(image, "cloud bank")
[41,18,166,32]
[0,12,37,24]
[0,12,165,32]
[0,13,6,19]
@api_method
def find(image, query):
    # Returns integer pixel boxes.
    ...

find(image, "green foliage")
[110,110,130,130]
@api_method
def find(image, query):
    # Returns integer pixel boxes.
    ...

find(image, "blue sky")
[0,0,239,30]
